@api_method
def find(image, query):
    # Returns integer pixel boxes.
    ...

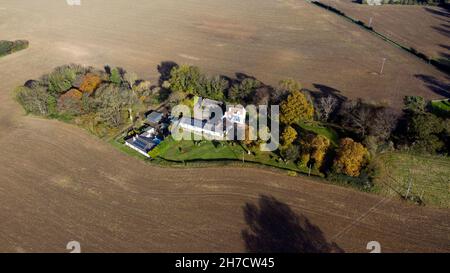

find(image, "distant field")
[374,152,450,208]
[317,0,450,63]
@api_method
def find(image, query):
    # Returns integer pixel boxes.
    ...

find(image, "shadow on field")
[415,74,450,98]
[424,7,450,21]
[241,195,344,253]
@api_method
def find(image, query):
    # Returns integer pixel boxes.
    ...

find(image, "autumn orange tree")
[280,90,314,125]
[80,73,102,95]
[299,134,330,169]
[281,126,298,147]
[333,138,369,177]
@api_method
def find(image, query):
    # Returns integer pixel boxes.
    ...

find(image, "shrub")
[79,73,102,95]
[15,86,50,116]
[0,40,29,57]
[57,89,83,115]
[46,66,79,95]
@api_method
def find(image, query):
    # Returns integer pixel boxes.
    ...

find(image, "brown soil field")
[317,0,450,62]
[0,0,448,253]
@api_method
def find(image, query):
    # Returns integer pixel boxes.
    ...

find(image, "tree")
[280,90,314,124]
[299,134,330,169]
[340,100,373,139]
[46,66,77,95]
[57,89,83,116]
[370,107,398,141]
[333,138,369,177]
[279,79,301,93]
[309,135,331,169]
[15,86,51,116]
[280,144,300,162]
[242,125,258,149]
[197,76,228,100]
[169,65,201,94]
[404,96,426,113]
[79,73,102,95]
[316,95,338,122]
[96,84,139,127]
[124,72,138,89]
[281,126,297,147]
[253,86,271,105]
[406,112,445,153]
[110,67,122,85]
[229,78,261,103]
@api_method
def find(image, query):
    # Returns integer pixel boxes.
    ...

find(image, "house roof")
[178,117,224,132]
[126,134,159,153]
[146,111,164,124]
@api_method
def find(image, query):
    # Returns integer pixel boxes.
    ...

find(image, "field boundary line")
[308,0,450,75]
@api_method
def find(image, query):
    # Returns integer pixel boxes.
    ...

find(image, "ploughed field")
[1,0,448,104]
[0,0,449,252]
[317,0,450,64]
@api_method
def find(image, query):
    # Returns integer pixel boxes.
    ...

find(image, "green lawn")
[297,121,339,146]
[153,136,320,176]
[430,99,450,117]
[156,137,243,161]
[374,152,450,208]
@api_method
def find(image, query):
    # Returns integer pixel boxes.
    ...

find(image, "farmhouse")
[177,117,225,138]
[194,97,223,120]
[224,106,246,125]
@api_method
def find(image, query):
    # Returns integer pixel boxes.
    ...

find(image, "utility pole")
[380,58,387,75]
[405,177,412,200]
[308,165,312,176]
[369,17,373,28]
[242,151,245,164]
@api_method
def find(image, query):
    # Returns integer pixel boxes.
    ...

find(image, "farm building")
[125,127,162,158]
[145,111,164,127]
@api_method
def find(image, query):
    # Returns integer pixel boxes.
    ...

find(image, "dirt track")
[0,0,449,253]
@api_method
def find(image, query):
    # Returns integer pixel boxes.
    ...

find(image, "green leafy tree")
[279,78,301,93]
[110,67,122,85]
[46,66,77,95]
[228,78,261,103]
[198,76,228,101]
[407,112,445,153]
[404,96,426,113]
[169,65,201,94]
[15,86,50,116]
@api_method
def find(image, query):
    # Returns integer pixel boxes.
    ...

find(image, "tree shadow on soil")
[414,74,450,98]
[241,195,344,253]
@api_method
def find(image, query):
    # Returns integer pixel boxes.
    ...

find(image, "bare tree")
[316,95,338,122]
[370,107,399,141]
[124,72,138,89]
[341,100,372,138]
